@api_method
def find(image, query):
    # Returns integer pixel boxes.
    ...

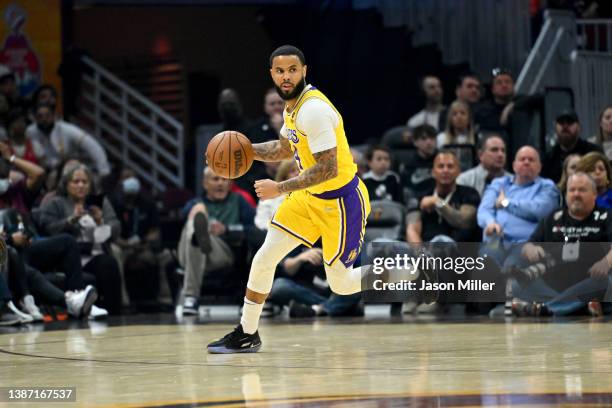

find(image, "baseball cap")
[555,110,579,123]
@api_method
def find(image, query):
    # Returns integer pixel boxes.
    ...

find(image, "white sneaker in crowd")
[7,300,34,323]
[88,305,108,320]
[65,285,98,318]
[182,296,199,315]
[21,295,44,322]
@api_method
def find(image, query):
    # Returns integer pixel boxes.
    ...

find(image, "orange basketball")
[205,130,254,179]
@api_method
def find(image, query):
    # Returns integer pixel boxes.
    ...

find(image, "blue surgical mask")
[0,178,10,195]
[122,177,141,195]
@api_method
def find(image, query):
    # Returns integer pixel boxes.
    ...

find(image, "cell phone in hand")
[86,194,105,208]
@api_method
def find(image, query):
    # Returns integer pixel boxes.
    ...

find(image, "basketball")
[205,130,254,179]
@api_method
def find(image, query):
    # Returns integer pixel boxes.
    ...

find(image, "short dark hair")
[32,84,58,104]
[478,133,506,151]
[269,45,306,67]
[457,72,479,88]
[413,124,437,140]
[434,149,459,163]
[365,145,391,161]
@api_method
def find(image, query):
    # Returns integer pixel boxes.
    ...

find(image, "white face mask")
[0,178,10,195]
[122,177,141,195]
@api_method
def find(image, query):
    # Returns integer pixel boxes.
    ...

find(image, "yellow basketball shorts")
[270,175,371,267]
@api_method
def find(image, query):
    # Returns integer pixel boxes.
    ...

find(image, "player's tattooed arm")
[278,148,338,193]
[252,137,293,161]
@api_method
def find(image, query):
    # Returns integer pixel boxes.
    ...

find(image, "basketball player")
[207,45,371,353]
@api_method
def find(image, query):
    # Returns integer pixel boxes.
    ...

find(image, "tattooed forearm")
[252,137,293,162]
[278,148,338,193]
[438,204,476,229]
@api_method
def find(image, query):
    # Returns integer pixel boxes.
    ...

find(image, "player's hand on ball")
[254,179,281,200]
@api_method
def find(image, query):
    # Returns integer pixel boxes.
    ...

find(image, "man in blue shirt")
[477,146,560,271]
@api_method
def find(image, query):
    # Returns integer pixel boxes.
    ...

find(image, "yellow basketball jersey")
[283,86,357,194]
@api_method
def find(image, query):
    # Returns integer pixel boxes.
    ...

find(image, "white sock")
[240,297,264,334]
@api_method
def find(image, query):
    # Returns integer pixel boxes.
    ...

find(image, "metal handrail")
[576,19,612,53]
[79,56,184,191]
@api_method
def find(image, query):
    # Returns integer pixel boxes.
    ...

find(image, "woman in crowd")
[576,151,612,209]
[557,153,582,206]
[437,100,477,171]
[590,105,612,161]
[38,163,122,314]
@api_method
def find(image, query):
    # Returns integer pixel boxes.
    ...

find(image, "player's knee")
[247,246,277,294]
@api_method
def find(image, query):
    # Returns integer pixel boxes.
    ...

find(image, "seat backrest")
[381,126,412,148]
[365,200,405,241]
[440,143,477,172]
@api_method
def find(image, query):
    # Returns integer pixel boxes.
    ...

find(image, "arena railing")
[79,56,185,192]
[576,19,612,53]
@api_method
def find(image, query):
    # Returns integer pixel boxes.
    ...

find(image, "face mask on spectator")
[122,177,141,195]
[0,178,10,194]
[36,123,55,135]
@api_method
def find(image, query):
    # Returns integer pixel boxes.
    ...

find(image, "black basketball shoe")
[207,325,262,354]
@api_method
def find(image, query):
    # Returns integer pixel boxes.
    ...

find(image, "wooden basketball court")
[1,310,612,407]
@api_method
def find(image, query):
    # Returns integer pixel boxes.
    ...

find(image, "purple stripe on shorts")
[338,187,365,267]
[312,175,359,199]
[328,198,345,266]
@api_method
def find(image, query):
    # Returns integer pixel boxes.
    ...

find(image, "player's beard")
[275,76,306,101]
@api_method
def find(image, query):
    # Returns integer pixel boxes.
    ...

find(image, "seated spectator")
[473,68,515,135]
[31,84,58,110]
[575,151,612,209]
[26,103,111,181]
[557,154,582,205]
[512,173,611,316]
[542,110,602,183]
[4,109,44,166]
[437,100,477,148]
[362,145,402,203]
[407,75,445,131]
[109,169,162,306]
[247,88,284,144]
[399,124,437,201]
[457,134,511,197]
[406,150,480,244]
[0,65,28,112]
[38,163,121,315]
[351,148,368,177]
[437,100,477,171]
[439,73,482,131]
[235,89,283,201]
[268,245,363,318]
[590,105,612,161]
[0,155,105,319]
[477,146,559,272]
[178,167,255,315]
[5,243,98,320]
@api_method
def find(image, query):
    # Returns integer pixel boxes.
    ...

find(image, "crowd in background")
[1,56,611,325]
